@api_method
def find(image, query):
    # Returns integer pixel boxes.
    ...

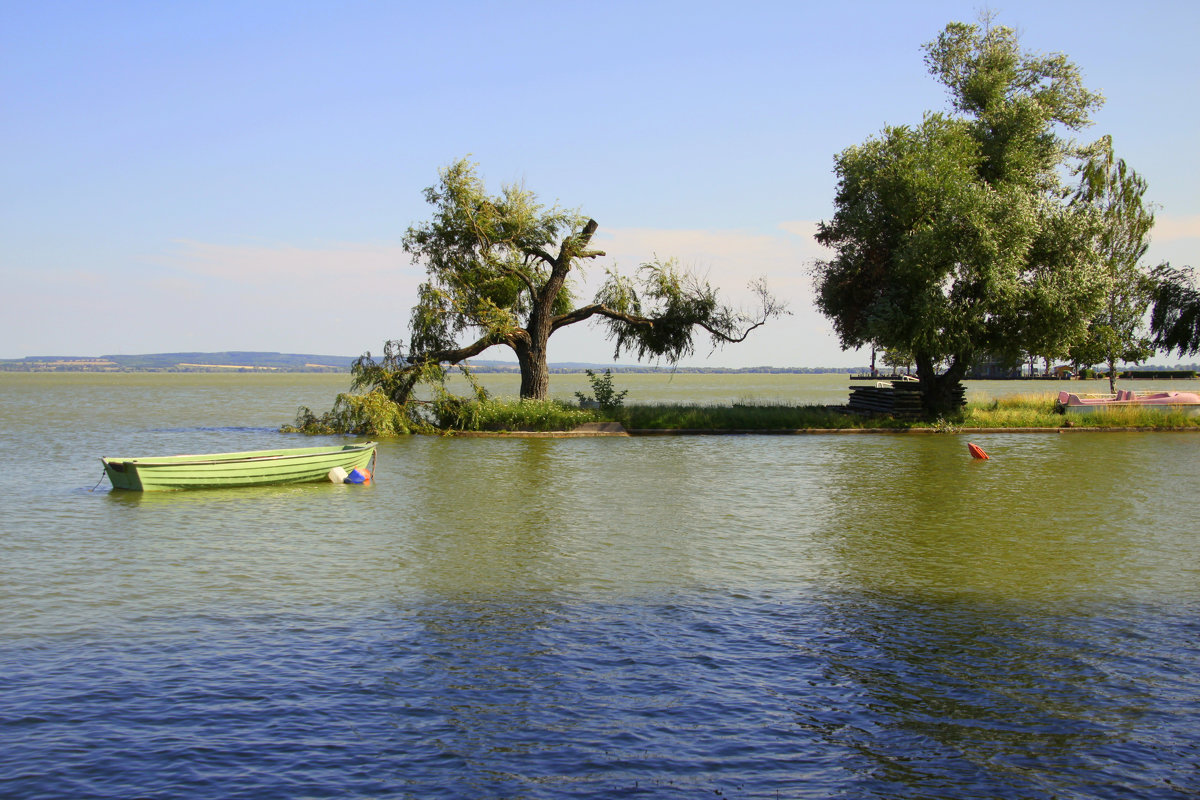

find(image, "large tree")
[1149,264,1200,357]
[1068,136,1156,392]
[376,158,783,401]
[813,18,1107,417]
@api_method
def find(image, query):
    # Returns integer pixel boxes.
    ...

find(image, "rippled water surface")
[2,373,1199,799]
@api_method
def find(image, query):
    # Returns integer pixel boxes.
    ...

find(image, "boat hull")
[1058,390,1200,417]
[101,442,376,491]
[1062,403,1200,417]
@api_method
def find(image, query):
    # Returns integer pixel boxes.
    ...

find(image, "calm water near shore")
[2,373,1198,798]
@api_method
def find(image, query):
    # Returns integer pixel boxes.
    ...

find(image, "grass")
[958,392,1070,428]
[614,393,1199,431]
[433,395,598,432]
[284,391,1200,436]
[960,392,1200,429]
[613,402,904,430]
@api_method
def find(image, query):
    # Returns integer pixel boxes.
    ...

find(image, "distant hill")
[1,352,356,373]
[1,352,867,374]
[4,352,1195,375]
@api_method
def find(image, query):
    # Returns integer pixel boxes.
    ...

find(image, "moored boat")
[101,441,377,491]
[1057,390,1200,416]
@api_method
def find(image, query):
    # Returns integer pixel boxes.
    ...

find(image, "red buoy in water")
[968,443,990,460]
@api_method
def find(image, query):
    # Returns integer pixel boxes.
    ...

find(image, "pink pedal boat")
[1057,389,1200,416]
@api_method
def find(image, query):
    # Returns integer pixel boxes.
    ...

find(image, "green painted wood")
[101,442,376,491]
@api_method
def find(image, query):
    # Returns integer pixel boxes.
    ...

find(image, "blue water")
[2,374,1199,798]
[6,595,1199,799]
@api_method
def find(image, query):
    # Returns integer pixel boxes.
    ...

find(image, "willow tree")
[813,18,1107,417]
[1068,136,1156,392]
[1150,264,1200,357]
[374,158,783,402]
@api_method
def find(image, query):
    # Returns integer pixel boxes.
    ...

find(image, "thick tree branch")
[527,246,556,267]
[406,330,516,367]
[551,302,775,343]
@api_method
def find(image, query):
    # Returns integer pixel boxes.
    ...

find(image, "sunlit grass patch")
[961,393,1065,428]
[1063,404,1200,428]
[961,393,1199,428]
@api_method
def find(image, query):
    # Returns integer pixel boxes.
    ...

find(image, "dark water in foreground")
[2,374,1198,799]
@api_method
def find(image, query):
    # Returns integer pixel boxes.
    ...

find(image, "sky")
[3,0,1198,368]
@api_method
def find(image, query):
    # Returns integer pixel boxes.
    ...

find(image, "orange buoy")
[968,442,989,460]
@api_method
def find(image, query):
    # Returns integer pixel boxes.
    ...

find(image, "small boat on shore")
[101,441,377,491]
[1057,390,1200,417]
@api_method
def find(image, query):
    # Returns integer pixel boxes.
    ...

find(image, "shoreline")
[440,424,1200,438]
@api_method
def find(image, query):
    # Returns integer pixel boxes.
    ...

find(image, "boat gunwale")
[101,442,376,469]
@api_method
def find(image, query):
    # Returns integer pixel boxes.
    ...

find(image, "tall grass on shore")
[613,401,905,430]
[285,391,1199,435]
[617,394,1198,431]
[961,392,1200,428]
[959,392,1066,428]
[433,396,597,432]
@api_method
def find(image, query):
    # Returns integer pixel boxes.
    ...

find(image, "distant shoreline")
[0,352,864,375]
[2,352,1195,376]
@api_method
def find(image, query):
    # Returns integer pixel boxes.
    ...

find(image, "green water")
[2,372,1198,798]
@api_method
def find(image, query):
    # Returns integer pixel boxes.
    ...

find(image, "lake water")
[2,373,1199,799]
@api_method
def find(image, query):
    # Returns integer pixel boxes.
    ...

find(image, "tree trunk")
[915,354,969,419]
[515,305,553,400]
[515,343,550,400]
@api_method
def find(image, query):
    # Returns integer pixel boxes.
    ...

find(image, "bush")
[282,389,420,435]
[574,369,629,412]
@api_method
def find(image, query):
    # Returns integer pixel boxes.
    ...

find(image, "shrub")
[282,389,421,435]
[574,369,629,412]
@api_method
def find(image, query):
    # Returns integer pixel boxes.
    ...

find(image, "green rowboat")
[101,441,377,491]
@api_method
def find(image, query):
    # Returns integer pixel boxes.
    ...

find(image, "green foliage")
[617,402,909,430]
[432,396,597,432]
[394,158,783,400]
[813,16,1110,418]
[351,340,440,403]
[597,261,786,364]
[282,389,422,436]
[1150,265,1200,357]
[880,348,914,373]
[574,369,629,412]
[614,397,1197,431]
[402,158,589,358]
[1068,136,1157,390]
[924,18,1103,184]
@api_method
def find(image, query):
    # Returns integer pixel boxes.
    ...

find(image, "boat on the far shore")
[1057,389,1200,417]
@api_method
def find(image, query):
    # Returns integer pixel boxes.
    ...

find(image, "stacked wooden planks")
[846,381,962,418]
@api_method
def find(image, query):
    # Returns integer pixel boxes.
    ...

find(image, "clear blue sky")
[3,0,1197,366]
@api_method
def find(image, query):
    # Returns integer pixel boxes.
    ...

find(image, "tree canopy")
[1068,136,1157,391]
[813,18,1110,416]
[1150,264,1200,357]
[365,158,784,403]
